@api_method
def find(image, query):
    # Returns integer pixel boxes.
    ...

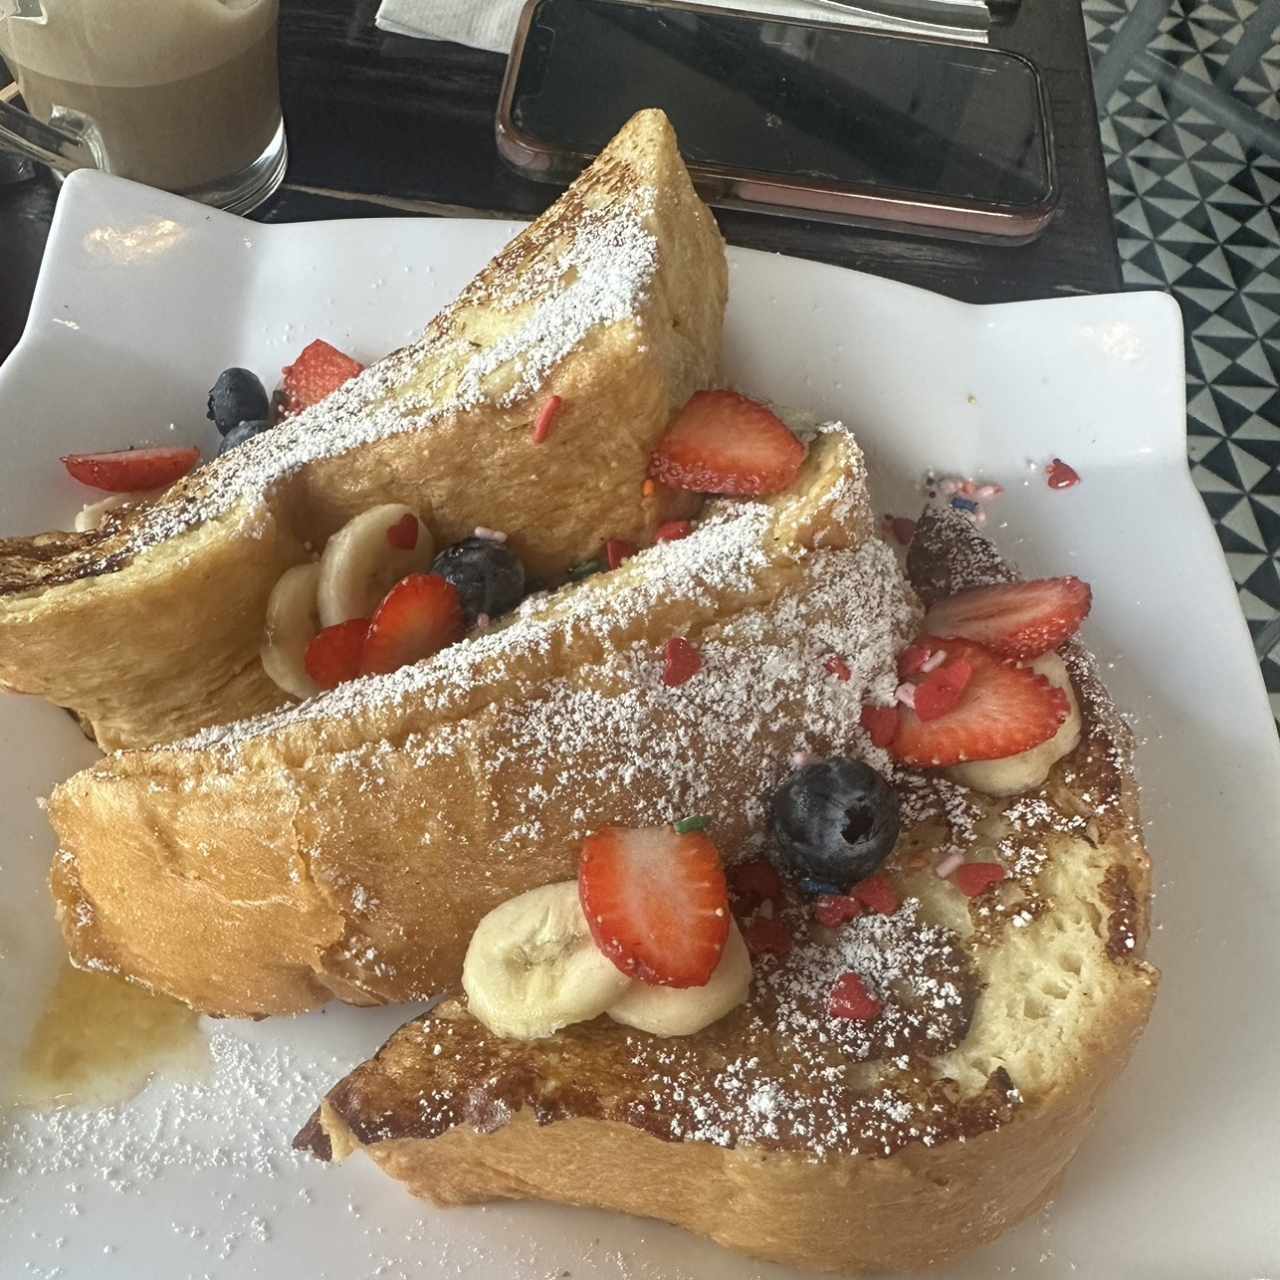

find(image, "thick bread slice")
[0,109,724,750]
[48,427,913,1017]
[293,508,1158,1274]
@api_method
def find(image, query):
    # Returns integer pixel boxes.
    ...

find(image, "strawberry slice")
[888,637,1069,767]
[860,704,900,749]
[649,390,805,496]
[851,874,899,916]
[579,826,730,988]
[61,446,200,493]
[305,618,370,690]
[912,657,974,721]
[359,573,465,676]
[924,577,1092,660]
[280,339,364,416]
[814,894,863,928]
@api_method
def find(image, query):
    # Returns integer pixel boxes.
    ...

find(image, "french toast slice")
[47,426,914,1018]
[293,508,1158,1275]
[0,109,724,750]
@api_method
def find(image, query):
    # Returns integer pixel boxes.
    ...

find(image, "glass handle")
[0,97,107,174]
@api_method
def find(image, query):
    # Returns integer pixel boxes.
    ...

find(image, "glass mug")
[0,0,286,214]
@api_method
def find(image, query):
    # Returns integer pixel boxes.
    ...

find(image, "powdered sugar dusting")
[20,186,660,588]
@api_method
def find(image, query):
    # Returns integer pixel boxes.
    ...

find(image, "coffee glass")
[0,0,286,214]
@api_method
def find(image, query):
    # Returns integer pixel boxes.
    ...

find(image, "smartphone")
[498,0,1057,242]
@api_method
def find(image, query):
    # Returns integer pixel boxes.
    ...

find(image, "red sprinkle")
[532,394,562,444]
[824,655,852,682]
[662,636,702,687]
[642,478,656,498]
[852,874,899,916]
[729,859,784,910]
[950,862,1008,897]
[881,514,917,546]
[828,972,882,1021]
[386,513,419,550]
[897,643,933,678]
[1046,457,1080,490]
[743,916,793,958]
[655,519,693,542]
[606,538,637,570]
[814,895,863,928]
[860,704,900,748]
[913,658,974,721]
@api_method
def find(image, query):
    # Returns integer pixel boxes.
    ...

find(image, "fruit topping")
[1046,457,1080,489]
[648,390,805,496]
[850,873,899,916]
[859,704,900,748]
[386,513,420,550]
[655,519,693,542]
[881,515,917,546]
[304,617,370,690]
[742,916,794,958]
[923,577,1092,660]
[606,920,752,1037]
[728,859,784,911]
[261,562,323,699]
[828,972,882,1022]
[770,758,900,892]
[950,862,1009,897]
[206,367,270,434]
[359,573,465,676]
[532,394,562,444]
[606,538,637,570]
[430,536,527,627]
[887,637,1069,766]
[662,636,702,687]
[462,881,633,1042]
[280,339,363,416]
[814,894,863,928]
[217,419,270,455]
[61,446,201,493]
[579,826,730,988]
[824,655,852,682]
[317,504,435,627]
[912,656,974,721]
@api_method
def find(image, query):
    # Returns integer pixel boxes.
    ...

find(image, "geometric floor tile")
[1086,0,1280,728]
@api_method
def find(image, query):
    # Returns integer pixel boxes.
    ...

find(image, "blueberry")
[769,758,900,891]
[207,368,269,434]
[217,419,270,455]
[430,537,526,625]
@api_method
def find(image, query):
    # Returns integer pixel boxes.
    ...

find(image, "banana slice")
[606,921,751,1037]
[317,504,434,627]
[462,881,632,1040]
[73,489,163,532]
[261,562,323,700]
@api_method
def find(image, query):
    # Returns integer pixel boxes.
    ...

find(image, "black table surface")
[1,0,1120,363]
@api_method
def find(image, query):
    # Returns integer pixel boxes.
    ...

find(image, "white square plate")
[2,171,1277,1279]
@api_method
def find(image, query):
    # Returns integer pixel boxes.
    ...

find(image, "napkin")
[374,0,956,53]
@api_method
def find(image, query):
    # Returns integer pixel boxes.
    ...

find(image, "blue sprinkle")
[798,878,843,897]
[950,496,979,513]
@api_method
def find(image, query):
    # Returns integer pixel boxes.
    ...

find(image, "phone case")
[496,0,1058,244]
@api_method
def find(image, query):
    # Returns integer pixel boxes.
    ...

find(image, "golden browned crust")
[293,507,1158,1273]
[0,109,726,749]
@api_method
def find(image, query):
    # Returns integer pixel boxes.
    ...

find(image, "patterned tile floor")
[1083,0,1280,724]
